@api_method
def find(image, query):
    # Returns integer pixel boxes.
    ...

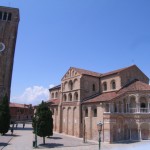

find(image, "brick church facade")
[47,65,150,142]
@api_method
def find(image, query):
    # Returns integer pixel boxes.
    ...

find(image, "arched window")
[74,92,78,101]
[71,70,74,77]
[8,13,12,21]
[51,93,54,98]
[111,80,116,89]
[93,108,97,117]
[0,12,2,20]
[92,84,95,91]
[105,103,110,112]
[141,103,146,108]
[63,94,67,101]
[3,12,7,20]
[55,92,58,98]
[64,81,68,91]
[140,97,147,113]
[68,93,72,101]
[68,80,73,90]
[130,96,136,108]
[73,79,78,89]
[85,108,88,117]
[103,82,107,91]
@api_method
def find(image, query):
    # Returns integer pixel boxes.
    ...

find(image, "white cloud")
[10,85,54,105]
[49,84,55,88]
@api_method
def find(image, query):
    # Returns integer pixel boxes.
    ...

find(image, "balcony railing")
[129,108,137,113]
[127,108,149,113]
[140,108,149,113]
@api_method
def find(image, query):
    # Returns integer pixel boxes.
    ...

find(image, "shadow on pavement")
[38,143,64,148]
[15,127,33,131]
[47,136,62,140]
[12,134,21,137]
[2,134,12,136]
[112,140,140,144]
[0,143,10,147]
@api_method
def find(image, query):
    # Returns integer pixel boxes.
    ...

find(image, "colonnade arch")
[140,123,150,140]
[62,106,78,136]
[63,78,78,91]
[63,92,79,102]
[104,94,150,114]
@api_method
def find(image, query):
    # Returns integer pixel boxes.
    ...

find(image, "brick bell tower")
[0,6,19,101]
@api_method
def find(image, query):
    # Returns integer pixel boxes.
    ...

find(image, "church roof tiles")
[101,65,136,77]
[9,102,32,108]
[47,99,60,105]
[71,67,101,77]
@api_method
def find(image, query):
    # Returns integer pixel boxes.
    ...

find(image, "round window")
[0,42,5,52]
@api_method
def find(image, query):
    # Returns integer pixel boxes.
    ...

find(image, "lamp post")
[35,115,39,148]
[97,121,103,150]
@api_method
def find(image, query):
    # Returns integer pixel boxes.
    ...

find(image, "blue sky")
[1,0,150,105]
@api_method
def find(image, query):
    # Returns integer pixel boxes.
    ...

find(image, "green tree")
[0,94,10,135]
[32,101,53,144]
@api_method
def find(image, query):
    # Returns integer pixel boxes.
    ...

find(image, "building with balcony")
[47,65,150,142]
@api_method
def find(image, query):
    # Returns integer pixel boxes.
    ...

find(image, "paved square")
[1,123,150,150]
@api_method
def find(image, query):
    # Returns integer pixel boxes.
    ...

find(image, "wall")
[50,88,61,99]
[61,105,81,137]
[80,75,100,100]
[83,104,104,141]
[101,74,121,92]
[120,66,149,87]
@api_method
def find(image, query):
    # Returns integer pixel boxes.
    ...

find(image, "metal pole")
[98,131,100,150]
[35,122,37,148]
[99,131,101,150]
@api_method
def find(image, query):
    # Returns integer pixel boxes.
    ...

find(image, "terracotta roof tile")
[83,80,150,104]
[82,92,117,104]
[9,102,32,108]
[117,80,150,96]
[101,65,136,77]
[49,85,61,90]
[71,67,101,77]
[47,99,60,105]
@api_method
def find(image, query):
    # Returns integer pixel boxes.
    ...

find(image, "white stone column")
[109,103,111,112]
[139,128,141,141]
[117,103,119,113]
[126,103,128,113]
[111,103,114,113]
[121,104,124,113]
[148,102,150,113]
[136,95,140,113]
[136,103,138,113]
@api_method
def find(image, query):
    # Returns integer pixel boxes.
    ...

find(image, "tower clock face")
[0,42,5,52]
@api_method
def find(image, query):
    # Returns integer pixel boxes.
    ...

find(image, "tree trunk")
[43,137,45,144]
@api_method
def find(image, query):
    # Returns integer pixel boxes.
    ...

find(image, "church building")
[47,65,150,143]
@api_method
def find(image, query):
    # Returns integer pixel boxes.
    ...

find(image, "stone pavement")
[2,123,33,150]
[1,123,150,150]
[0,132,12,150]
